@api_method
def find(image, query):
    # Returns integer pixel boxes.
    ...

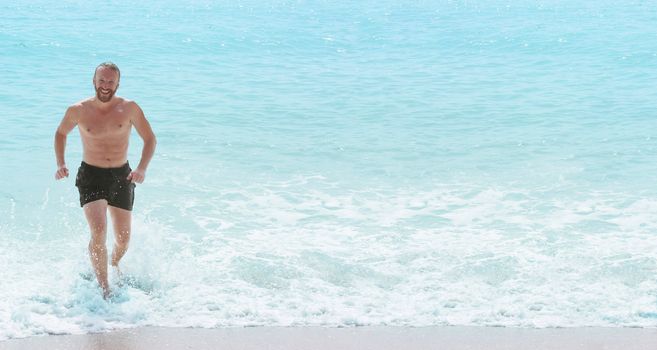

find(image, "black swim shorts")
[75,161,136,211]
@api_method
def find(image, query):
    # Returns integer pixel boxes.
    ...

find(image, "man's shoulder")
[119,98,140,108]
[68,98,93,111]
[63,100,88,120]
[119,98,144,115]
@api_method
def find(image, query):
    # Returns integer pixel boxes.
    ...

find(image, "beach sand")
[1,326,657,350]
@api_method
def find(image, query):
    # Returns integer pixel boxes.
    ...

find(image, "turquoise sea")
[2,0,657,340]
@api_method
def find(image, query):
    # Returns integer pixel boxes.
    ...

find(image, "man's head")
[93,62,120,103]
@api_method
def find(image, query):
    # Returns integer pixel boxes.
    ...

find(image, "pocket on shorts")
[75,166,86,187]
[123,166,135,186]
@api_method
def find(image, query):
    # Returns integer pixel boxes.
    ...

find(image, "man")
[54,62,156,299]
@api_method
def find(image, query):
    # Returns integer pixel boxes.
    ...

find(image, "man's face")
[93,67,120,103]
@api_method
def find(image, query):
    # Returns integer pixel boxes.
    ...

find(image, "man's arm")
[127,102,156,184]
[54,106,79,180]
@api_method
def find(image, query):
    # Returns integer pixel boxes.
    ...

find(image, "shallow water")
[2,0,657,340]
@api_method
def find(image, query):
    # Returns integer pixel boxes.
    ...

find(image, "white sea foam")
[4,183,657,340]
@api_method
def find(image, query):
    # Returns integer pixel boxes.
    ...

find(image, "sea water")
[2,0,657,340]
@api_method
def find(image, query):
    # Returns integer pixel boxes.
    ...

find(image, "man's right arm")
[54,106,79,180]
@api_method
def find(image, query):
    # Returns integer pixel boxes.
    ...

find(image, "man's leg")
[83,199,110,299]
[109,205,131,272]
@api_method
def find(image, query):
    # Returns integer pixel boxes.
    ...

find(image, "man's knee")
[115,229,130,247]
[89,222,107,236]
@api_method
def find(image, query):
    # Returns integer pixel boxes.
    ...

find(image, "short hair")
[94,61,120,80]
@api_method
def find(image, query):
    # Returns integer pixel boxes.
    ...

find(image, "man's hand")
[55,165,69,180]
[127,168,146,184]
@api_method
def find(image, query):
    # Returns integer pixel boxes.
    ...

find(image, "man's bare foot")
[102,286,111,300]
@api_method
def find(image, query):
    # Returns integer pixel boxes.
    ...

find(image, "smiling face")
[93,67,120,103]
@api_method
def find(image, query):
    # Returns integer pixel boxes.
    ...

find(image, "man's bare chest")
[78,112,131,139]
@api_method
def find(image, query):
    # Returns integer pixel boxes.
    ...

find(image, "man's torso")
[75,97,134,168]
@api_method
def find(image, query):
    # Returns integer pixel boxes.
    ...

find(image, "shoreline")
[2,326,657,350]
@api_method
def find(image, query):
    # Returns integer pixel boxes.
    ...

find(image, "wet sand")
[1,326,657,350]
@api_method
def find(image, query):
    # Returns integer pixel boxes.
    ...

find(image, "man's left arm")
[127,102,156,184]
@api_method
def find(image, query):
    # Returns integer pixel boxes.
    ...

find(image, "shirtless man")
[54,62,156,299]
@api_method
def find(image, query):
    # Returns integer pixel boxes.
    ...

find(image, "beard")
[95,86,117,103]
